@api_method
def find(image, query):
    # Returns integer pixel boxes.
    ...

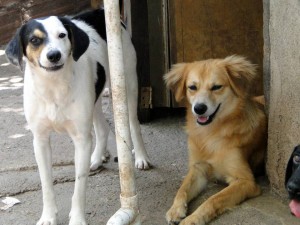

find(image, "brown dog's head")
[164,55,257,125]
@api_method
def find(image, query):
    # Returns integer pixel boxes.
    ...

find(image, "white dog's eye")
[59,33,66,39]
[188,85,197,91]
[211,85,223,91]
[30,37,42,46]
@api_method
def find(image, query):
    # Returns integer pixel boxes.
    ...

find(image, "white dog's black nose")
[47,50,61,63]
[194,103,208,115]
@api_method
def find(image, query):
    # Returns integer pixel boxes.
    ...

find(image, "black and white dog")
[5,9,150,225]
[286,145,300,218]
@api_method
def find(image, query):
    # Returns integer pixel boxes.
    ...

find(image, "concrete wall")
[265,0,300,197]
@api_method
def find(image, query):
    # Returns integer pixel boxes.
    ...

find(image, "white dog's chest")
[28,98,76,133]
[24,79,77,133]
[45,102,69,123]
[34,81,71,117]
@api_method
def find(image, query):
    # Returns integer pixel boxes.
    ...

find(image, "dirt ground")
[0,46,299,225]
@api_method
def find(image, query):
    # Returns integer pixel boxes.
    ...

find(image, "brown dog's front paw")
[179,214,205,225]
[166,204,187,225]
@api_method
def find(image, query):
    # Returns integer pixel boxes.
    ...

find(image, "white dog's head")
[5,16,89,72]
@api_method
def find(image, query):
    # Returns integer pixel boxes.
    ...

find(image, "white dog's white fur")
[6,9,150,225]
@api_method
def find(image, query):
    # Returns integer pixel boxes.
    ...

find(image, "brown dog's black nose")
[194,103,208,115]
[47,50,61,63]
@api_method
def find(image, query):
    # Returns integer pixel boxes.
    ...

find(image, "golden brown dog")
[164,55,267,225]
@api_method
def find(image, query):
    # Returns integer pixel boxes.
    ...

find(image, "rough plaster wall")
[266,0,300,197]
[263,0,270,114]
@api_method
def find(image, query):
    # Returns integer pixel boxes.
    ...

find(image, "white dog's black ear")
[5,27,25,71]
[59,17,90,61]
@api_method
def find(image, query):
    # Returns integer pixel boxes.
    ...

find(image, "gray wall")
[265,0,300,196]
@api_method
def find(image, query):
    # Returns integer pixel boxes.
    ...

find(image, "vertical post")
[103,0,140,224]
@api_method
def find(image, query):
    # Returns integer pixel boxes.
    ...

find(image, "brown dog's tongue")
[290,200,300,218]
[197,116,209,123]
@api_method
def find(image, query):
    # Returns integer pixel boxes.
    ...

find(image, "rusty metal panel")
[0,1,21,44]
[140,87,153,109]
[0,0,90,45]
[147,0,170,107]
[22,0,90,19]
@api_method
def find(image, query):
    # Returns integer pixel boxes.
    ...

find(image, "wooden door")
[166,0,264,107]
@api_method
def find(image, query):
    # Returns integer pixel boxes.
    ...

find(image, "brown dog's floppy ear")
[164,63,187,102]
[223,55,257,99]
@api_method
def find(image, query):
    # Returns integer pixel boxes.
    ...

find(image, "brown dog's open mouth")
[197,104,221,126]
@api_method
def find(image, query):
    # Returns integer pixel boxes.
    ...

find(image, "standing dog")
[164,56,267,225]
[5,9,150,225]
[285,145,300,218]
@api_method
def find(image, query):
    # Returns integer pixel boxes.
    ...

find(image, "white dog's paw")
[102,87,110,97]
[69,211,87,225]
[69,218,87,225]
[90,160,102,171]
[90,150,110,171]
[132,149,151,170]
[69,213,87,225]
[36,216,57,225]
[36,208,58,225]
[135,157,151,170]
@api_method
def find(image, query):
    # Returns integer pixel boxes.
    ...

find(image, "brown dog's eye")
[188,85,197,91]
[293,155,300,164]
[211,85,223,91]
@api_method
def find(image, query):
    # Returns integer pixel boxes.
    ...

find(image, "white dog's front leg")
[69,133,92,225]
[33,134,58,225]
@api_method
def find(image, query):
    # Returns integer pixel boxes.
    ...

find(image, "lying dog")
[286,145,300,218]
[5,9,150,225]
[164,55,267,225]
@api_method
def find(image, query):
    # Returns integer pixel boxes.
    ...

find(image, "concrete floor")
[0,47,299,225]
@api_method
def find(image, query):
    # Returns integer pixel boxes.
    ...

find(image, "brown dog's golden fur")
[164,55,267,225]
